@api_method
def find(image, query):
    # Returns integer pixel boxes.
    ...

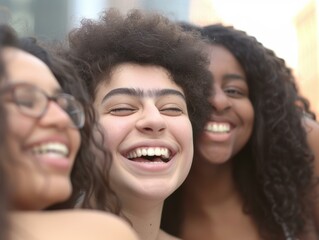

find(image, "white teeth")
[127,147,170,159]
[147,148,155,156]
[206,122,230,133]
[31,142,69,157]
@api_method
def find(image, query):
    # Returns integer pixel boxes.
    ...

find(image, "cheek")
[169,117,193,150]
[99,117,133,150]
[69,129,81,164]
[245,102,255,135]
[235,100,254,151]
[7,110,35,143]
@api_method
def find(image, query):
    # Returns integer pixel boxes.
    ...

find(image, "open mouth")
[31,142,69,157]
[205,122,231,133]
[126,147,172,163]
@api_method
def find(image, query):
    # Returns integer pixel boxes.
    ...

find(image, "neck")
[181,158,261,240]
[121,197,164,240]
[183,158,241,211]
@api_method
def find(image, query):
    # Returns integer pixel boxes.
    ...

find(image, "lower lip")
[204,130,232,142]
[124,156,175,173]
[36,155,71,172]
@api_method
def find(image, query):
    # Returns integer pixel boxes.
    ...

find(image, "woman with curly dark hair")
[0,24,138,240]
[161,23,318,240]
[66,8,212,240]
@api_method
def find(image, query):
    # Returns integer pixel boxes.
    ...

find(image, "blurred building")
[0,0,193,40]
[295,0,319,116]
[1,0,317,116]
[0,0,70,40]
[0,0,218,39]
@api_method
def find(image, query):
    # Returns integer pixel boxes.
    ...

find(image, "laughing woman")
[65,9,212,240]
[0,24,138,240]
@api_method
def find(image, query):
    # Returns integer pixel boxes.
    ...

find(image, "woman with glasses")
[0,24,138,240]
[0,30,11,240]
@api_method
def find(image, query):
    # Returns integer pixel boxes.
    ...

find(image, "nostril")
[144,127,153,131]
[143,127,165,132]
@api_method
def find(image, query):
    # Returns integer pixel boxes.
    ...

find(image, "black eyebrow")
[101,88,185,103]
[223,73,247,82]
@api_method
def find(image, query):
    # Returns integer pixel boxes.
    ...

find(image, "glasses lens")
[55,94,85,128]
[14,85,47,118]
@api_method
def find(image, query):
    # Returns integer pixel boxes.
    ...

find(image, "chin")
[43,181,73,208]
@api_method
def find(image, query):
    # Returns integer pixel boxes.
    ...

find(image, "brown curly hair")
[0,24,14,240]
[0,24,121,215]
[66,8,213,139]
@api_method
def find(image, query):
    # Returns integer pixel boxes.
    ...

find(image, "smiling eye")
[224,88,246,98]
[160,107,183,116]
[108,107,137,116]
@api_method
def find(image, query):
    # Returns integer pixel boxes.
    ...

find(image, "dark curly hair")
[0,24,14,240]
[0,63,9,240]
[0,24,121,215]
[162,23,316,240]
[66,8,213,139]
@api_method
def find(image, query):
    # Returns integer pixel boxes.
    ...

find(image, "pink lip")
[26,134,73,173]
[204,121,234,143]
[35,155,71,172]
[209,116,236,126]
[204,131,232,142]
[123,155,175,173]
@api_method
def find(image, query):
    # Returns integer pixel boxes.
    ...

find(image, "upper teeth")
[31,142,69,157]
[206,122,230,133]
[126,147,170,159]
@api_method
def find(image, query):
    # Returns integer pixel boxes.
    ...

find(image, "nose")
[39,101,73,129]
[210,87,232,113]
[136,102,166,136]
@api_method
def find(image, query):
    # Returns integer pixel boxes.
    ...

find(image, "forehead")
[2,47,60,92]
[95,63,184,99]
[208,45,245,76]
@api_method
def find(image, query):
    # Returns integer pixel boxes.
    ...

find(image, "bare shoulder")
[303,116,319,136]
[302,117,319,163]
[303,117,319,231]
[65,210,139,240]
[11,210,139,240]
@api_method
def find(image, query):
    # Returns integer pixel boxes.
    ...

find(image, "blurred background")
[0,0,318,116]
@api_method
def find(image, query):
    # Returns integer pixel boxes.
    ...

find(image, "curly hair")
[66,8,213,139]
[0,24,14,240]
[0,68,9,240]
[0,24,121,215]
[162,24,316,240]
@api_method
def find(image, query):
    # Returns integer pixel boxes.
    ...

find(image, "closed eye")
[17,98,35,108]
[160,107,184,116]
[108,107,137,116]
[224,88,246,98]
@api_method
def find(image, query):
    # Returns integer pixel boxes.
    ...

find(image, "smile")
[31,142,69,158]
[126,147,172,163]
[205,122,231,133]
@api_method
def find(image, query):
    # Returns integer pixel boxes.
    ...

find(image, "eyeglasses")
[0,83,85,129]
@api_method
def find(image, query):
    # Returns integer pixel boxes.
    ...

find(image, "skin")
[94,63,193,240]
[195,44,254,166]
[2,47,81,211]
[10,210,139,240]
[2,46,139,240]
[303,117,319,230]
[182,44,257,240]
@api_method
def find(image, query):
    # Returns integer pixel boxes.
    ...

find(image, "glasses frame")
[0,82,85,129]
